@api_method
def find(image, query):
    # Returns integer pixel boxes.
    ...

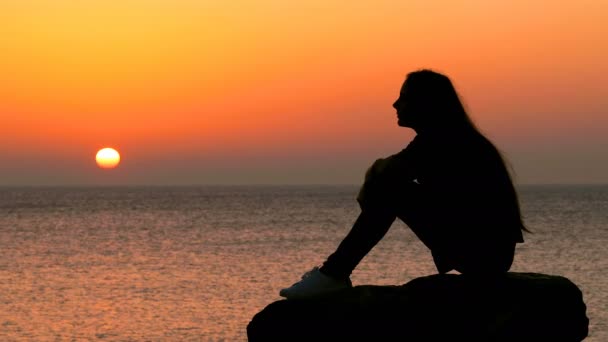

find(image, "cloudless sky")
[1,0,607,185]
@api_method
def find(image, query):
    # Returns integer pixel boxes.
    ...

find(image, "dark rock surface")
[248,273,588,341]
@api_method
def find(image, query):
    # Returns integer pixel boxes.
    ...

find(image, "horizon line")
[1,182,607,188]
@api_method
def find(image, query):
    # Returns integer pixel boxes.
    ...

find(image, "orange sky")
[1,1,607,185]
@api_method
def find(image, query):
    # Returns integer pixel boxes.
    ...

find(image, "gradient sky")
[1,1,607,185]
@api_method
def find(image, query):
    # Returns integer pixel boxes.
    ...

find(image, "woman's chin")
[397,119,411,127]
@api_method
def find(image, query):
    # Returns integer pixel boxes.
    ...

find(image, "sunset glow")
[1,1,607,185]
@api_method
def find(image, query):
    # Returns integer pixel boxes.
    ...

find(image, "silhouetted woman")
[280,70,527,299]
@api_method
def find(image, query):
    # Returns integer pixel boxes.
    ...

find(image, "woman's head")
[393,69,476,133]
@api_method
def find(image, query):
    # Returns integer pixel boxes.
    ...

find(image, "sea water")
[0,185,606,341]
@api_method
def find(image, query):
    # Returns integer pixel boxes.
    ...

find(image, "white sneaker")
[279,267,352,299]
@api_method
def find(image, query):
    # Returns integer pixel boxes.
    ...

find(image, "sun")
[96,148,121,169]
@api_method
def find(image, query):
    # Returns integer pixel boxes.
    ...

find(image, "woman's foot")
[279,267,352,299]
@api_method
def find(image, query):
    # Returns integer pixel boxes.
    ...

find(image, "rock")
[248,273,588,341]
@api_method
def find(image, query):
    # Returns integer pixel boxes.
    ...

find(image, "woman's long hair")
[404,69,529,233]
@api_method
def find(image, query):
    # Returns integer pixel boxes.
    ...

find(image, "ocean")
[0,185,606,341]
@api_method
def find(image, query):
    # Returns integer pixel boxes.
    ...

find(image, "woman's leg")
[319,208,397,280]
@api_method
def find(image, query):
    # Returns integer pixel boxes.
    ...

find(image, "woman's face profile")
[393,81,418,129]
